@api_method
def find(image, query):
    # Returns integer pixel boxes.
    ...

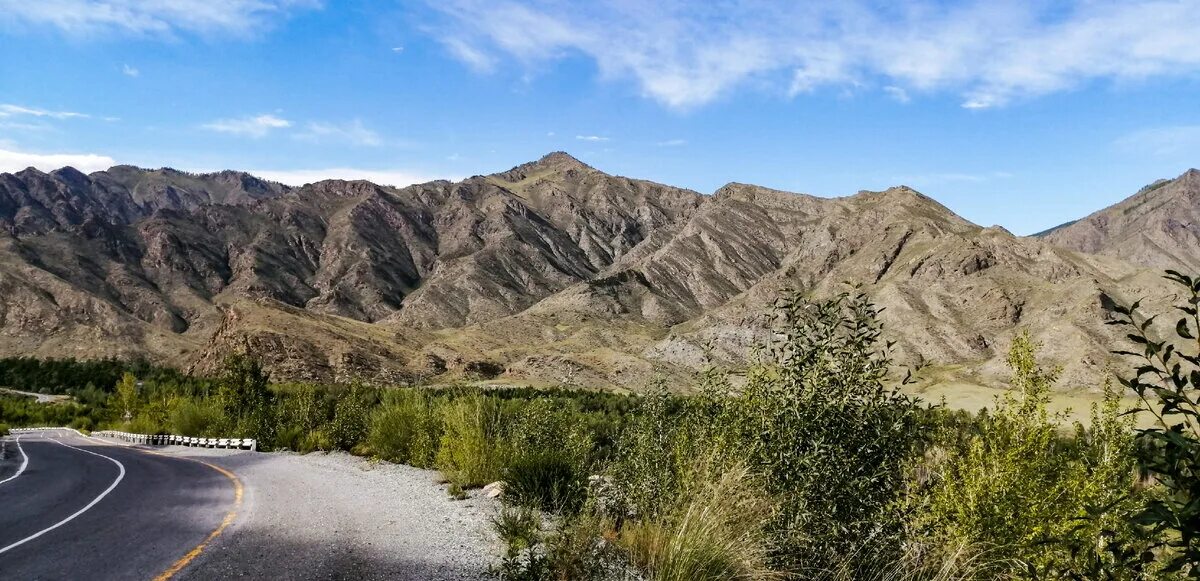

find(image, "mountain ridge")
[0,154,1193,392]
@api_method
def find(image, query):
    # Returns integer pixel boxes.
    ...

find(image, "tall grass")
[367,389,442,467]
[436,394,507,487]
[620,459,775,581]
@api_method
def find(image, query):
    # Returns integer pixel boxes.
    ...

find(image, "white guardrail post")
[53,429,257,451]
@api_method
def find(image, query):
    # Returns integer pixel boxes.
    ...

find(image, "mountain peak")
[492,152,595,184]
[536,151,589,168]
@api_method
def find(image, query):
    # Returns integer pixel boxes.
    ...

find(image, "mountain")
[0,154,1185,392]
[1040,169,1200,271]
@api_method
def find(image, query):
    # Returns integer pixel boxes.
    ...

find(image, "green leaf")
[1178,318,1195,339]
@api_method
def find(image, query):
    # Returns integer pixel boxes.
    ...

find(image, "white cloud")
[247,168,451,187]
[1115,125,1200,157]
[656,139,687,147]
[122,64,139,77]
[202,114,292,138]
[294,120,382,146]
[0,0,321,37]
[0,147,116,174]
[883,86,910,104]
[428,0,1200,110]
[575,135,609,142]
[0,104,88,119]
[442,37,496,72]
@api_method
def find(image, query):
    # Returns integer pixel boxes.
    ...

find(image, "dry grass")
[619,460,778,581]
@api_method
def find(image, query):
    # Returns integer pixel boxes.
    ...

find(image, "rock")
[482,481,505,499]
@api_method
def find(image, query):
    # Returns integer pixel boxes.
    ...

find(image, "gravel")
[152,447,499,580]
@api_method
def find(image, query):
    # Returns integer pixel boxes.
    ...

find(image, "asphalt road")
[0,429,495,580]
[0,429,237,581]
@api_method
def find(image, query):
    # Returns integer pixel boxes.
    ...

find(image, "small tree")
[1110,270,1200,574]
[115,372,138,423]
[733,288,923,572]
[922,332,1146,576]
[216,355,275,444]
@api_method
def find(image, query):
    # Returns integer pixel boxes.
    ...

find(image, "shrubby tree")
[1110,270,1200,574]
[216,355,275,443]
[919,332,1149,577]
[733,289,924,572]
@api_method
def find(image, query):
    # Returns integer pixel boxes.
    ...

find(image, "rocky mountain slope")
[1040,169,1200,271]
[0,154,1192,391]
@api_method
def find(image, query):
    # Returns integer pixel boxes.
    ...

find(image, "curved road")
[0,429,238,580]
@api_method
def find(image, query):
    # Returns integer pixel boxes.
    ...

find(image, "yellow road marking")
[151,457,243,581]
[80,433,245,581]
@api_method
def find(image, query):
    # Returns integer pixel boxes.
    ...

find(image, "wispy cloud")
[656,138,687,147]
[0,146,116,173]
[883,86,910,104]
[295,120,382,146]
[428,1,1200,110]
[0,0,322,37]
[0,104,88,119]
[575,135,609,142]
[202,114,292,138]
[122,64,139,77]
[247,167,452,187]
[1115,125,1200,157]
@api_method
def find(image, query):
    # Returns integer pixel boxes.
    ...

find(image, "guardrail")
[93,431,257,451]
[6,427,255,451]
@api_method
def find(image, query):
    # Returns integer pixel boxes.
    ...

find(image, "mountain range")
[1,152,1195,393]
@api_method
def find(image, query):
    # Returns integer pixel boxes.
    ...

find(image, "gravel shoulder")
[149,446,499,580]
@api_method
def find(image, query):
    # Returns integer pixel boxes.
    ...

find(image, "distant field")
[906,381,1156,428]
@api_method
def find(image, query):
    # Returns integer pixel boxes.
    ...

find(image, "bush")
[216,355,275,443]
[619,459,774,581]
[728,290,924,572]
[367,389,443,467]
[69,416,93,432]
[917,331,1149,576]
[329,384,371,451]
[504,448,586,514]
[1110,270,1200,574]
[436,395,507,487]
[169,398,220,436]
[0,422,8,436]
[503,398,594,514]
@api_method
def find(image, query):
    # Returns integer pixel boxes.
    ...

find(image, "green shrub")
[329,383,371,450]
[436,395,507,487]
[69,416,93,432]
[619,459,774,581]
[0,422,8,436]
[216,355,275,443]
[1110,270,1200,574]
[126,414,162,435]
[504,448,586,513]
[169,397,220,436]
[918,331,1149,577]
[367,389,443,467]
[728,290,924,572]
[503,398,594,514]
[299,429,333,453]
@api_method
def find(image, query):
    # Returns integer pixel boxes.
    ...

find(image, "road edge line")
[0,436,29,485]
[0,437,126,555]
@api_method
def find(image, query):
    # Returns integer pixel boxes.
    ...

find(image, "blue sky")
[1,0,1198,235]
